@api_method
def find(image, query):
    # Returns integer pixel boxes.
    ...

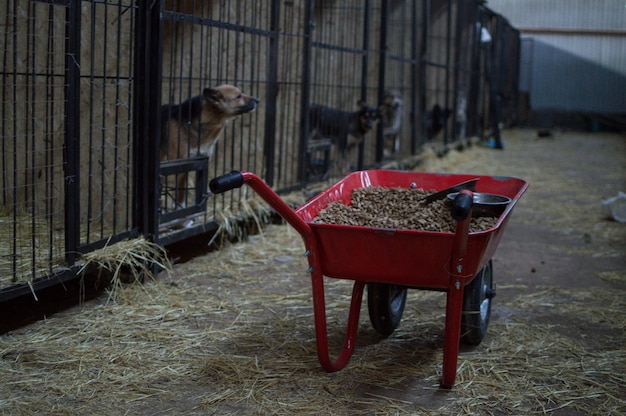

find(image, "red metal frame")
[235,170,528,388]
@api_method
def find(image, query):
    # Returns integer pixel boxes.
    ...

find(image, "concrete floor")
[1,128,624,415]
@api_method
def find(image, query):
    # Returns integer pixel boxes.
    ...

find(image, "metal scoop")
[422,178,479,204]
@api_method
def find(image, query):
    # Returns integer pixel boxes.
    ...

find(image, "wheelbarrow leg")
[441,205,472,389]
[310,265,365,372]
[441,275,465,388]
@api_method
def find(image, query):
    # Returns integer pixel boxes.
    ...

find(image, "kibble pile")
[313,186,498,233]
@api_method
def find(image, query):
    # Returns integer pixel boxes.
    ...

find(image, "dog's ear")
[357,99,367,109]
[203,87,222,104]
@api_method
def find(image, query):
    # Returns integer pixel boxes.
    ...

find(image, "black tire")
[367,283,408,337]
[461,259,495,346]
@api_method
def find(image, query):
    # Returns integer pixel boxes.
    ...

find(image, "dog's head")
[425,104,452,138]
[357,100,381,132]
[203,84,259,118]
[431,104,452,127]
[382,90,402,110]
[380,90,403,129]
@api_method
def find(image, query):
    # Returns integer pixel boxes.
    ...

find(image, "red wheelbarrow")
[209,170,528,388]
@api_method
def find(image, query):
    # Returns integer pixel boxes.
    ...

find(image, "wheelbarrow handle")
[209,171,315,245]
[209,171,245,194]
[450,190,473,221]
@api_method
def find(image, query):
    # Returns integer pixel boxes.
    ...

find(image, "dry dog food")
[313,186,497,233]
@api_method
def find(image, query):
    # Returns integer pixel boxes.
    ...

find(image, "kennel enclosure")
[0,0,520,300]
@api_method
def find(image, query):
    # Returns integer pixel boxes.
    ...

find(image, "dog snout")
[238,96,259,114]
[244,95,260,108]
[243,94,259,103]
[365,114,379,129]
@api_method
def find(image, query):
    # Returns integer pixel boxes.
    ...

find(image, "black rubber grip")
[451,192,473,221]
[209,171,244,194]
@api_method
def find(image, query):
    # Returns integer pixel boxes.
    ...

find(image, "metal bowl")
[446,192,512,217]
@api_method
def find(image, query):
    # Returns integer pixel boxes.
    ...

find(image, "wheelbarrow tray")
[296,170,528,289]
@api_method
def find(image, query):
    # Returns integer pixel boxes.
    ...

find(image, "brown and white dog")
[160,84,259,205]
[380,90,403,158]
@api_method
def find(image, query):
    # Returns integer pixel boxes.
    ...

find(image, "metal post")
[64,0,81,264]
[468,5,482,138]
[298,0,314,183]
[357,0,371,170]
[376,0,389,163]
[410,0,419,155]
[452,0,465,141]
[133,0,163,242]
[444,0,453,146]
[419,0,430,147]
[263,0,280,187]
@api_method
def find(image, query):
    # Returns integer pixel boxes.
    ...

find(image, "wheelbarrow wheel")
[367,283,408,337]
[461,259,495,346]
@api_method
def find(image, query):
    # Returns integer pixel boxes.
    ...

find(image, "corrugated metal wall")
[486,0,626,118]
[489,0,625,31]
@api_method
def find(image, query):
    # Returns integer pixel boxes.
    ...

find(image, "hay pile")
[78,237,172,303]
[1,130,625,415]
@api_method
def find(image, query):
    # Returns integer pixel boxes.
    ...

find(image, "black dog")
[425,104,452,140]
[308,100,380,173]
